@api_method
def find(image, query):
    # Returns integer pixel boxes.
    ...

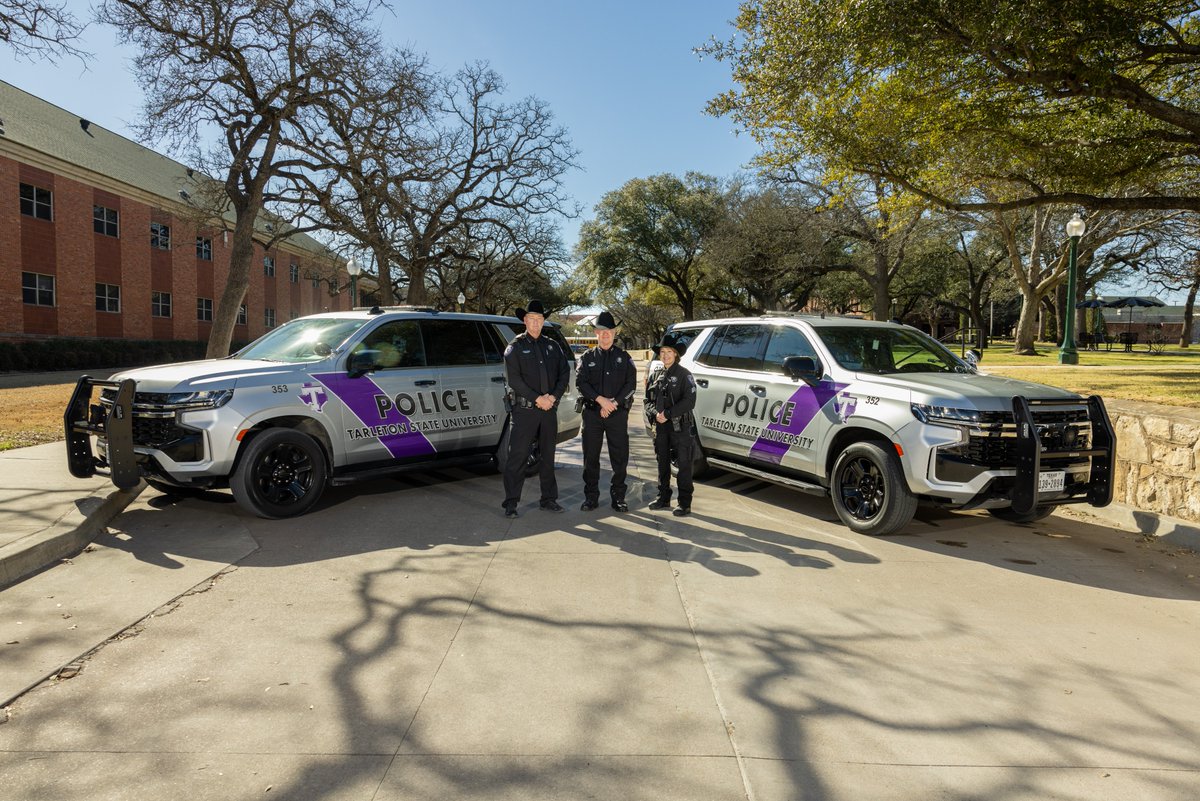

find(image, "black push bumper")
[1010,395,1115,516]
[64,376,140,489]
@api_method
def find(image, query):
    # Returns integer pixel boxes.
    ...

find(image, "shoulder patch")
[504,344,514,356]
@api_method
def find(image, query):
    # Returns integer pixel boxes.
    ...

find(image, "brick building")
[1,79,350,348]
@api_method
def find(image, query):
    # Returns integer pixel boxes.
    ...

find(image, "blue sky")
[0,0,759,259]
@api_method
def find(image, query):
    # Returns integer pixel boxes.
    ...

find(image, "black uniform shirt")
[504,332,569,404]
[651,362,697,418]
[576,344,637,406]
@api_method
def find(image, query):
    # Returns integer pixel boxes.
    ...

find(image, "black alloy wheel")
[231,428,327,518]
[830,441,918,535]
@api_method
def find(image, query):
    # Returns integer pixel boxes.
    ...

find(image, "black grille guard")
[1010,395,1115,517]
[64,376,140,489]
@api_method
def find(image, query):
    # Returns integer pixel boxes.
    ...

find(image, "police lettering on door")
[343,388,498,440]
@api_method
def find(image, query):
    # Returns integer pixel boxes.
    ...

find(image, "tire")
[830,441,918,535]
[989,505,1055,523]
[230,428,328,519]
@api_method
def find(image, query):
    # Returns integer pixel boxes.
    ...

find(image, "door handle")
[696,378,709,388]
[415,379,437,387]
[491,376,506,382]
[749,384,766,396]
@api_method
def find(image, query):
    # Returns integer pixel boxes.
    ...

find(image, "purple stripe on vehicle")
[748,381,848,465]
[311,372,435,459]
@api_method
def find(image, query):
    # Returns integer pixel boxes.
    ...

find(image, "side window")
[713,324,766,371]
[694,326,725,367]
[362,320,425,368]
[762,325,818,374]
[479,322,506,364]
[423,320,486,366]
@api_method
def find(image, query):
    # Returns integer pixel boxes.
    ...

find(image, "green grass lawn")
[967,341,1200,408]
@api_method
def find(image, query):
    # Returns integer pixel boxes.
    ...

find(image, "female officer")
[645,333,697,516]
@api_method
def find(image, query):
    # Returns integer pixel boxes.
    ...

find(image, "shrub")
[0,338,209,372]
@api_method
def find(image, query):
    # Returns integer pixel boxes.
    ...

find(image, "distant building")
[0,79,349,346]
[1097,296,1198,344]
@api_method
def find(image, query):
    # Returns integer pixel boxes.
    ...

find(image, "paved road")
[2,417,1198,800]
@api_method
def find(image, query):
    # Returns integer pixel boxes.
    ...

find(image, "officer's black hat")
[593,310,619,331]
[524,299,546,317]
[652,333,686,357]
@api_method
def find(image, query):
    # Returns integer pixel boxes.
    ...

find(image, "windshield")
[814,326,970,375]
[235,318,369,363]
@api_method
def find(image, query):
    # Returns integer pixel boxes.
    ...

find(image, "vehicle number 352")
[271,385,289,393]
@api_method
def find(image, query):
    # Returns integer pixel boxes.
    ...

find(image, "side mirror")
[965,348,982,368]
[783,355,823,386]
[347,348,381,378]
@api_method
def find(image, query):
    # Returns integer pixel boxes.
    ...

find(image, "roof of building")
[0,79,330,259]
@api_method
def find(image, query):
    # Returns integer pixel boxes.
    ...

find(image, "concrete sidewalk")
[0,442,144,588]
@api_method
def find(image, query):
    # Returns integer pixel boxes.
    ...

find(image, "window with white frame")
[151,291,172,317]
[264,307,276,328]
[197,297,213,321]
[19,183,52,220]
[93,205,119,237]
[95,283,120,313]
[237,304,247,325]
[289,263,299,283]
[150,222,171,250]
[21,272,55,306]
[263,255,275,277]
[196,237,212,260]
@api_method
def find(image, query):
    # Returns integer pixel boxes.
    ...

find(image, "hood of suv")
[111,358,312,392]
[865,371,1081,412]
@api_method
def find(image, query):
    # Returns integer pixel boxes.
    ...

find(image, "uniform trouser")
[653,419,694,507]
[581,406,630,503]
[503,406,558,507]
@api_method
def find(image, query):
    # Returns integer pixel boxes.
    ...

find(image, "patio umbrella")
[1076,298,1108,336]
[1105,296,1166,335]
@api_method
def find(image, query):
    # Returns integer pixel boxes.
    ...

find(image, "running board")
[707,457,828,496]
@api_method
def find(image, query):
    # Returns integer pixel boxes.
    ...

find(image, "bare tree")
[0,0,85,60]
[98,0,383,356]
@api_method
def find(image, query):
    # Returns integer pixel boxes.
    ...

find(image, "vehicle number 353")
[271,385,289,394]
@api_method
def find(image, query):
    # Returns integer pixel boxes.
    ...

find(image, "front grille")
[961,404,1091,469]
[99,389,200,451]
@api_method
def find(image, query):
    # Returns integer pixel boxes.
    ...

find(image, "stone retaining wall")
[1107,399,1200,524]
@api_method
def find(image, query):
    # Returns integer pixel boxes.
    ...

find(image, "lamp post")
[346,258,361,309]
[457,291,466,313]
[1059,213,1086,365]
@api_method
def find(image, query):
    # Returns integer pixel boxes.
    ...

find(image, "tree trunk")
[1181,276,1199,347]
[1013,285,1040,354]
[206,213,257,358]
[405,263,428,305]
[373,246,394,306]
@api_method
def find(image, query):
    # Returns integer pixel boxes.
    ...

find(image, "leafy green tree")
[701,184,840,314]
[706,1,1200,212]
[576,173,725,320]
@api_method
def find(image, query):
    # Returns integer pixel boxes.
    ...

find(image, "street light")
[457,291,466,312]
[346,258,361,309]
[1059,213,1087,364]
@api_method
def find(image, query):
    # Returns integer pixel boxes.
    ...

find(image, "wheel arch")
[230,415,334,481]
[824,424,897,478]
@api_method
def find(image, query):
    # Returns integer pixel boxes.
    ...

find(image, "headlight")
[162,389,235,410]
[911,403,984,426]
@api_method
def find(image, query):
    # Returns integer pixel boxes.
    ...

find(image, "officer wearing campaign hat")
[645,332,698,516]
[575,310,637,512]
[501,299,570,518]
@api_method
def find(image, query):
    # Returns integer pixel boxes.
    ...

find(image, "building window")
[21,272,55,306]
[93,205,119,237]
[95,283,121,313]
[311,276,320,289]
[264,307,276,328]
[151,291,172,318]
[263,256,275,277]
[289,263,299,283]
[150,222,171,250]
[289,309,298,320]
[197,297,213,322]
[19,183,53,220]
[237,304,247,325]
[196,237,212,260]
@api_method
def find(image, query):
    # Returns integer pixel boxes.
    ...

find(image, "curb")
[0,481,146,588]
[1060,501,1200,552]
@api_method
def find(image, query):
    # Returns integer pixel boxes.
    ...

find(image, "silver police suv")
[656,314,1115,535]
[66,307,581,518]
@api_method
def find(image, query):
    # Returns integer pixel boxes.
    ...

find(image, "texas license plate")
[1038,471,1065,493]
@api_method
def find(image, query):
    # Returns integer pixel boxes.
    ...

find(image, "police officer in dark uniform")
[576,311,637,512]
[645,333,698,516]
[502,299,570,518]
